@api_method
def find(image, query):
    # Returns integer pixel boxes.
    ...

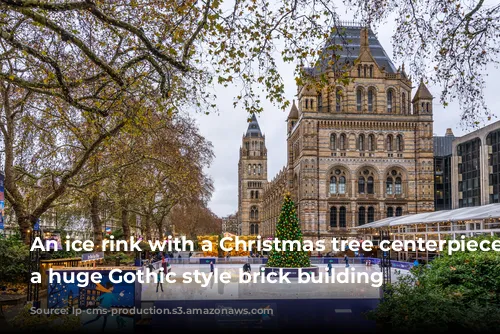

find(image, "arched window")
[358,134,365,151]
[387,207,394,218]
[329,176,337,195]
[310,99,314,110]
[356,88,362,112]
[369,65,373,78]
[387,135,393,151]
[336,89,342,112]
[426,103,430,112]
[358,207,366,226]
[330,134,337,150]
[368,89,374,112]
[421,102,425,112]
[396,135,403,152]
[339,206,347,227]
[358,176,365,194]
[330,207,337,227]
[402,93,406,114]
[357,65,361,77]
[250,207,255,219]
[248,164,251,175]
[305,99,308,109]
[367,206,375,223]
[255,191,259,199]
[340,134,346,150]
[257,164,262,175]
[250,224,255,235]
[254,224,259,235]
[386,177,393,195]
[339,176,346,194]
[387,89,393,113]
[251,190,254,199]
[396,207,403,217]
[368,134,375,151]
[395,177,402,195]
[367,176,374,194]
[318,94,323,108]
[253,164,257,174]
[255,208,259,220]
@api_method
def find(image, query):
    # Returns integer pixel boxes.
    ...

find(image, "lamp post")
[380,229,391,298]
[27,219,42,308]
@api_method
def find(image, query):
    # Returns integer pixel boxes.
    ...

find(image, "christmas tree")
[266,192,311,268]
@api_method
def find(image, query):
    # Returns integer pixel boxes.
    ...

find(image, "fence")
[144,256,415,270]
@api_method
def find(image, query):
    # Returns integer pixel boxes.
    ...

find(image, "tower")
[238,114,268,235]
[412,78,434,212]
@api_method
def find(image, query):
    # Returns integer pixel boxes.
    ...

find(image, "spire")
[360,28,369,52]
[287,100,299,120]
[245,114,262,138]
[412,78,433,103]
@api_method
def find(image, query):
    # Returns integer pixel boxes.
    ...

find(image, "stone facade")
[238,25,435,244]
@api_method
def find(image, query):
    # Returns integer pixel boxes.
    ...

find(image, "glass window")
[367,176,374,194]
[396,207,403,216]
[368,89,374,112]
[387,90,393,113]
[368,134,375,151]
[339,206,346,227]
[339,176,346,194]
[358,177,365,194]
[330,134,337,150]
[367,206,375,223]
[386,177,393,195]
[329,176,337,195]
[396,135,403,151]
[387,135,393,151]
[357,89,362,112]
[358,207,366,226]
[358,134,365,151]
[395,177,402,195]
[336,89,342,112]
[330,207,337,227]
[387,207,394,217]
[340,134,346,150]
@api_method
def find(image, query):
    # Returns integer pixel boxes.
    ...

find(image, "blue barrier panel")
[322,258,339,264]
[391,261,413,270]
[199,258,216,264]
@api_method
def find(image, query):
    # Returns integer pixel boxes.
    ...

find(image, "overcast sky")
[194,7,500,218]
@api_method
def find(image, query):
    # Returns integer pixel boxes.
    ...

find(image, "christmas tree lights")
[266,192,311,268]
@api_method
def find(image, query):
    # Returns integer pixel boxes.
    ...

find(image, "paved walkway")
[141,264,406,301]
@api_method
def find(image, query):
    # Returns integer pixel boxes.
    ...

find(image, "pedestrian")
[344,254,349,268]
[210,261,214,273]
[156,270,164,292]
[413,259,419,267]
[161,255,167,273]
[327,261,332,276]
[83,282,124,330]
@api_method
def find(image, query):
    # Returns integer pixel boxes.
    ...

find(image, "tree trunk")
[121,203,130,240]
[143,214,152,241]
[18,215,34,245]
[90,195,102,247]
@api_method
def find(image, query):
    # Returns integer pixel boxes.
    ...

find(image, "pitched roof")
[245,114,262,137]
[287,100,299,120]
[304,24,397,76]
[412,78,433,102]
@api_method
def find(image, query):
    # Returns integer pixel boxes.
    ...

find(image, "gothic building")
[238,24,435,243]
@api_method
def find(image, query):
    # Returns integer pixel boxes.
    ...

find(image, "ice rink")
[141,263,407,301]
